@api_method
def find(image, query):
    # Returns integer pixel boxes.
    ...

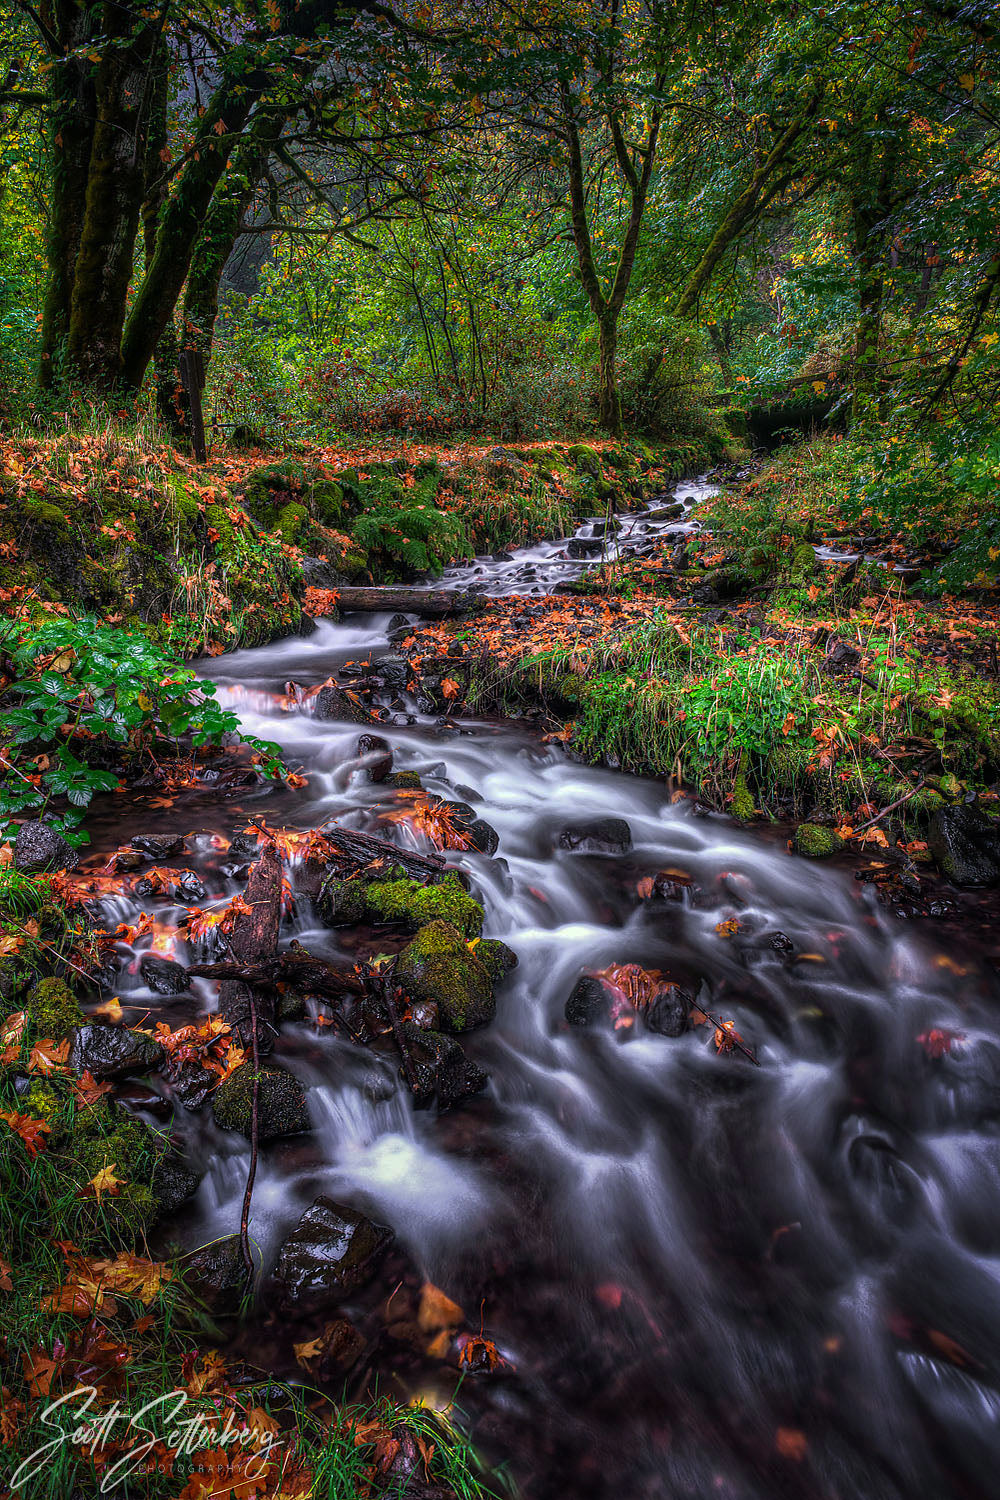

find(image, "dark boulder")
[929,804,1000,887]
[466,818,500,855]
[401,1022,489,1111]
[371,656,409,691]
[151,1151,201,1215]
[645,983,690,1038]
[139,955,191,995]
[557,817,632,854]
[565,976,609,1027]
[275,1197,393,1310]
[355,732,393,782]
[14,820,76,874]
[130,833,185,859]
[314,682,375,725]
[185,1235,247,1314]
[71,1024,164,1080]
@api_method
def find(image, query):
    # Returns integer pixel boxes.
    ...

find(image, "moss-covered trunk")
[598,314,623,436]
[38,1,97,388]
[63,4,159,388]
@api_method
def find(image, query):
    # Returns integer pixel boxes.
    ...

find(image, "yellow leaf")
[85,1164,124,1201]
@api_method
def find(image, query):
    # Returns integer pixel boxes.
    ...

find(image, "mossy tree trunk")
[849,131,897,424]
[38,1,98,388]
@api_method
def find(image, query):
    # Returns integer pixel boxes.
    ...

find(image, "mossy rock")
[474,938,518,983]
[212,1063,310,1140]
[24,499,72,532]
[395,920,495,1032]
[794,824,843,858]
[276,502,308,543]
[731,773,755,821]
[68,1109,164,1239]
[26,977,84,1037]
[318,877,369,926]
[311,481,346,525]
[568,444,603,477]
[384,771,423,790]
[366,873,484,938]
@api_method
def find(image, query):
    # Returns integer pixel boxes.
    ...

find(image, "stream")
[82,480,1000,1500]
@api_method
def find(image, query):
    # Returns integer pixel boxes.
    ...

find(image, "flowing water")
[84,482,1000,1499]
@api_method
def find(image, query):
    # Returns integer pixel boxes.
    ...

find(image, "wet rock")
[645,983,690,1038]
[411,999,440,1029]
[466,818,500,855]
[135,867,205,901]
[170,1058,215,1111]
[565,976,609,1026]
[387,613,411,633]
[275,1197,393,1310]
[372,656,409,690]
[823,639,861,675]
[363,1069,397,1103]
[401,1022,489,1110]
[71,1024,164,1080]
[151,1151,201,1215]
[355,732,393,782]
[928,803,1000,887]
[384,770,423,790]
[557,817,632,854]
[396,921,495,1031]
[646,502,685,521]
[139,955,191,995]
[301,556,344,591]
[229,830,261,860]
[130,833,185,859]
[212,1063,310,1140]
[186,1235,247,1314]
[567,537,603,559]
[768,932,795,954]
[314,682,375,725]
[113,849,145,872]
[14,820,76,874]
[794,823,844,859]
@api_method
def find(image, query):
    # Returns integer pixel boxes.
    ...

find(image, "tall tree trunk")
[849,137,896,424]
[64,4,159,388]
[38,1,97,387]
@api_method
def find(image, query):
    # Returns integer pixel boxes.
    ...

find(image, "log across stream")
[78,482,1000,1500]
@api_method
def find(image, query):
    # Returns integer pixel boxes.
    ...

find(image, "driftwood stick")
[852,779,926,836]
[334,586,479,616]
[188,952,367,997]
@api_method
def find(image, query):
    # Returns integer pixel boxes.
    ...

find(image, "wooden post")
[178,348,207,462]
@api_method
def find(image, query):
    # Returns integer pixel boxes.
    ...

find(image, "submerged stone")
[400,1022,488,1111]
[557,817,632,854]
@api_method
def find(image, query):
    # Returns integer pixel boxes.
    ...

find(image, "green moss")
[568,444,602,476]
[24,500,71,531]
[211,1063,309,1139]
[68,1110,163,1237]
[384,771,423,790]
[731,773,755,821]
[794,823,843,858]
[395,920,494,1031]
[318,876,369,925]
[26,977,84,1038]
[474,937,517,983]
[311,481,345,525]
[366,873,484,938]
[276,502,308,542]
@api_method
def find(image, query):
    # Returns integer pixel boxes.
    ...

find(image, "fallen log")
[189,951,366,998]
[319,822,449,883]
[219,840,282,1052]
[335,586,479,617]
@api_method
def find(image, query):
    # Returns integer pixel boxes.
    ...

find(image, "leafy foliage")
[0,616,284,841]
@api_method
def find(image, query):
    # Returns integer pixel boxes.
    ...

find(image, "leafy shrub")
[0,615,284,841]
[614,307,726,443]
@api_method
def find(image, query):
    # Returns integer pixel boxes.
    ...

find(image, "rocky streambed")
[15,478,1000,1500]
